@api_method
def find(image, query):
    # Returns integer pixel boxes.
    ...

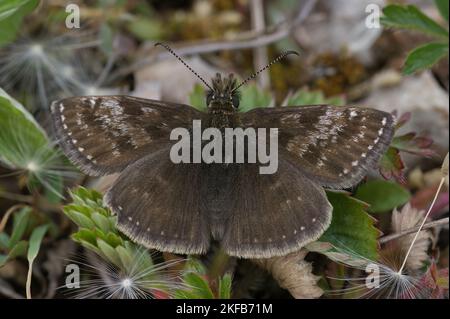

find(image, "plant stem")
[379,217,449,244]
[26,262,33,299]
[398,177,446,274]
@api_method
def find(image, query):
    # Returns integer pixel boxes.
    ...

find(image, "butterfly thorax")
[205,73,241,129]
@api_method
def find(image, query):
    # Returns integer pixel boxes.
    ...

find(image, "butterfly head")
[206,73,240,110]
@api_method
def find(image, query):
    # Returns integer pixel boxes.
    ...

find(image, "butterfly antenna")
[155,42,213,91]
[232,50,299,92]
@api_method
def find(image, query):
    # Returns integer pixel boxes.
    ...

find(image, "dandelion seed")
[0,33,106,111]
[26,161,39,172]
[61,249,189,299]
[324,165,447,299]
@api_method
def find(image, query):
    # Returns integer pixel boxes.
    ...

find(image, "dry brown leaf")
[391,203,432,271]
[442,153,449,187]
[253,249,323,299]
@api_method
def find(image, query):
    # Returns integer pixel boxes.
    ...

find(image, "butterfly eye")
[206,92,214,106]
[232,94,240,108]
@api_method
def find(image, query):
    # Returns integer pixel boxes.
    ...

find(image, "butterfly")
[51,43,395,258]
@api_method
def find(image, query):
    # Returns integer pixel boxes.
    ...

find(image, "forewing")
[104,148,210,255]
[240,105,395,188]
[51,95,203,175]
[220,160,332,258]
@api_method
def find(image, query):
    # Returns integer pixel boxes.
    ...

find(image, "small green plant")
[174,258,232,299]
[0,88,71,200]
[0,206,51,298]
[63,187,232,299]
[381,1,449,74]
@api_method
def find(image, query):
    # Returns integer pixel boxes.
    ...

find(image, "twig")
[379,217,449,244]
[0,191,34,204]
[107,0,317,82]
[250,0,270,88]
[0,204,27,232]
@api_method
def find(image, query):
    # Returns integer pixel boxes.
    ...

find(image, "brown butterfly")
[51,43,395,258]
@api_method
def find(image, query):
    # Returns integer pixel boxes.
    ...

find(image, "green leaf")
[319,192,379,260]
[0,0,33,20]
[435,0,449,22]
[105,232,123,247]
[0,89,64,198]
[97,238,123,268]
[72,228,97,246]
[0,0,39,46]
[239,84,272,112]
[8,240,28,259]
[0,89,48,163]
[218,273,232,299]
[99,23,113,55]
[26,224,48,299]
[354,180,411,213]
[64,210,96,229]
[0,232,9,250]
[183,272,215,299]
[381,4,449,39]
[0,240,29,267]
[9,208,31,249]
[286,89,345,107]
[189,84,207,112]
[403,42,449,75]
[0,255,7,267]
[184,257,208,274]
[27,224,48,263]
[115,246,133,272]
[126,17,163,41]
[379,147,406,182]
[91,212,112,233]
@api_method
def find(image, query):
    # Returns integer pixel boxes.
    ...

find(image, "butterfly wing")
[104,148,210,255]
[51,95,203,176]
[218,159,332,258]
[240,105,395,188]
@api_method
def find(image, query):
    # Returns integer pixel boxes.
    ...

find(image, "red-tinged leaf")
[152,289,170,299]
[395,112,411,129]
[391,133,435,157]
[417,263,449,298]
[435,268,449,290]
[379,147,406,184]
